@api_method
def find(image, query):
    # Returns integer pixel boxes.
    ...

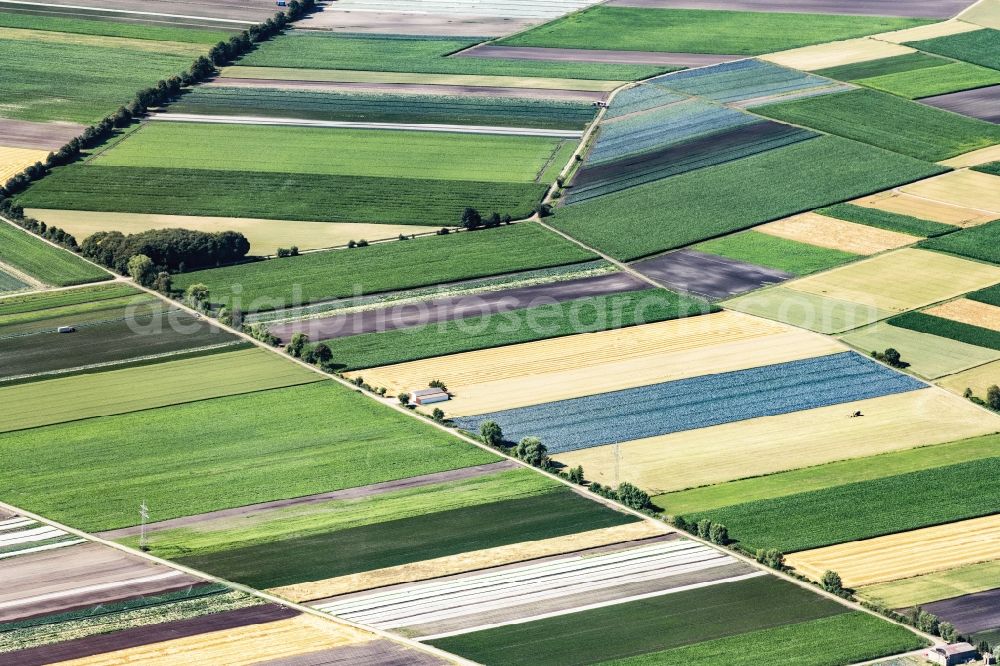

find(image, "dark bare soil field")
[605,0,974,18]
[631,249,794,299]
[269,271,647,343]
[459,44,740,67]
[297,9,536,38]
[258,640,449,666]
[1,0,278,23]
[919,85,1000,123]
[0,118,85,151]
[922,588,1000,635]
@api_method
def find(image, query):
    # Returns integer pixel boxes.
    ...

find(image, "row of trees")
[82,229,251,275]
[0,198,79,253]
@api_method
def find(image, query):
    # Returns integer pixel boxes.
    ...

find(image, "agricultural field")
[755,89,1000,161]
[861,560,1000,609]
[754,213,920,255]
[762,36,918,72]
[899,169,1000,216]
[851,186,998,227]
[629,249,796,299]
[171,224,596,311]
[0,221,109,287]
[919,219,1000,264]
[0,145,48,181]
[498,6,930,55]
[906,27,1000,71]
[0,267,29,293]
[818,203,959,237]
[937,359,1000,397]
[889,311,1000,351]
[813,51,1000,99]
[693,229,857,276]
[552,135,943,260]
[921,85,1000,123]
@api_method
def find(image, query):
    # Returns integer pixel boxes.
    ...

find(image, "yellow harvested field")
[352,312,846,417]
[757,212,920,254]
[900,170,1000,215]
[959,0,1000,29]
[787,514,1000,588]
[937,359,1000,396]
[221,66,622,91]
[53,614,371,666]
[270,521,667,602]
[0,26,205,56]
[787,248,1000,313]
[925,299,1000,332]
[555,389,1000,495]
[0,145,48,181]
[852,190,996,227]
[873,18,983,43]
[25,209,443,256]
[939,144,1000,168]
[761,37,913,70]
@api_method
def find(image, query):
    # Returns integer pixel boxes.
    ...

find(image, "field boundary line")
[0,499,478,666]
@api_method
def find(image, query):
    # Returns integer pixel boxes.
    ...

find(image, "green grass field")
[693,231,859,276]
[818,203,958,237]
[889,311,1000,351]
[126,468,558,559]
[755,89,1000,162]
[968,283,1000,307]
[654,433,1000,515]
[168,87,596,130]
[688,457,1000,553]
[0,283,139,316]
[498,7,927,55]
[0,268,28,292]
[0,223,109,286]
[94,123,574,184]
[853,61,1000,99]
[176,487,636,588]
[907,28,1000,71]
[0,382,499,531]
[552,136,944,260]
[173,224,596,311]
[596,613,926,666]
[814,52,948,81]
[320,289,714,371]
[0,37,199,123]
[0,348,322,433]
[0,10,231,43]
[0,292,161,336]
[238,32,660,81]
[859,560,1000,608]
[19,166,549,226]
[724,287,893,334]
[430,576,849,665]
[918,220,1000,264]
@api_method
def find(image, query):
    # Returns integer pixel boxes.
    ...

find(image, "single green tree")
[821,570,843,594]
[986,384,1000,411]
[184,283,210,310]
[568,465,585,484]
[151,271,172,294]
[616,482,650,510]
[313,343,332,365]
[127,254,156,287]
[708,522,729,545]
[286,333,308,358]
[515,437,548,467]
[696,518,712,539]
[480,421,504,447]
[398,392,411,405]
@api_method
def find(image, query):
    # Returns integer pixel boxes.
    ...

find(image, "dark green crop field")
[755,89,1000,162]
[172,224,597,311]
[0,382,498,531]
[430,576,849,665]
[176,488,637,588]
[688,457,1000,553]
[814,52,948,81]
[818,203,959,237]
[321,289,715,371]
[499,7,928,55]
[239,32,661,81]
[551,136,944,260]
[918,220,1000,264]
[907,28,1000,71]
[19,166,549,226]
[889,311,1000,351]
[968,283,1000,307]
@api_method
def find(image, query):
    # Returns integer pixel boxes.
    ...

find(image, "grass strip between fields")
[0,222,109,286]
[593,612,926,666]
[0,382,499,531]
[889,311,1000,350]
[172,224,597,312]
[428,576,849,665]
[318,289,715,371]
[688,456,1000,553]
[693,231,859,276]
[175,487,637,588]
[818,203,959,237]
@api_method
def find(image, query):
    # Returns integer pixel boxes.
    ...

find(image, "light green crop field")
[0,37,199,123]
[839,320,1000,379]
[906,28,1000,71]
[853,61,1000,99]
[0,223,109,286]
[237,32,662,81]
[693,231,859,276]
[755,89,1000,162]
[859,560,1000,608]
[498,7,928,55]
[172,223,597,311]
[655,433,1000,516]
[0,381,498,531]
[0,348,322,433]
[0,268,29,292]
[93,123,571,184]
[551,136,943,260]
[0,283,138,316]
[723,287,894,334]
[596,613,926,666]
[814,52,949,81]
[0,11,231,43]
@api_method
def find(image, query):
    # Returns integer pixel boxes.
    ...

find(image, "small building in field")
[925,643,980,666]
[411,387,449,405]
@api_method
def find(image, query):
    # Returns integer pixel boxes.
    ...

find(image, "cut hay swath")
[786,513,1000,588]
[760,37,915,71]
[786,248,1000,313]
[352,312,845,416]
[924,299,1000,333]
[554,389,1000,495]
[755,212,920,255]
[851,188,997,227]
[25,209,445,256]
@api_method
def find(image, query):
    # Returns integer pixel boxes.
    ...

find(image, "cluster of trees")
[460,208,511,230]
[82,228,250,275]
[276,246,299,258]
[672,516,729,545]
[872,347,908,368]
[964,384,1000,411]
[0,199,79,252]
